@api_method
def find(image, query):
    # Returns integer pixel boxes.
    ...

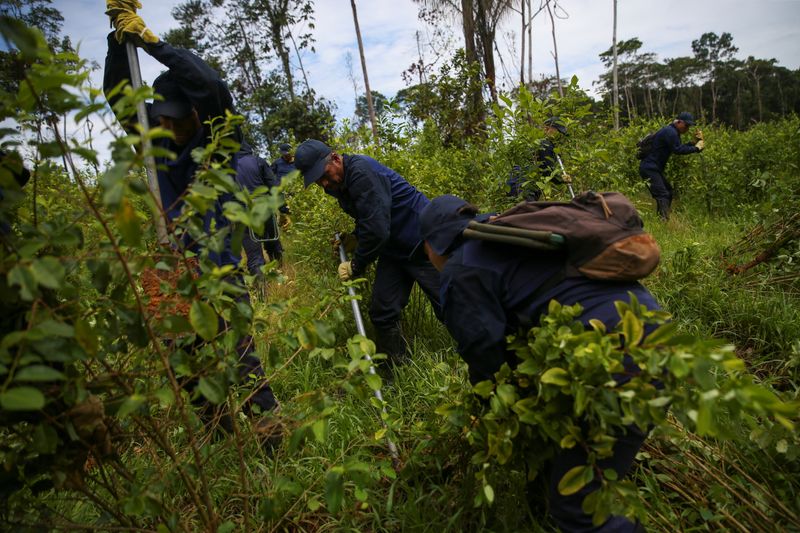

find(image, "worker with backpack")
[419,193,662,532]
[637,112,705,220]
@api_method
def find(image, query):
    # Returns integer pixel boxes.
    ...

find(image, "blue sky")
[41,0,800,161]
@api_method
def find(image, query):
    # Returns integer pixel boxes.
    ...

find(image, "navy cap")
[295,139,332,187]
[151,72,193,120]
[420,195,475,256]
[279,143,292,155]
[544,116,567,135]
[676,112,695,126]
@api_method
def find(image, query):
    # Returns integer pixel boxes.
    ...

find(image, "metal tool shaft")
[556,154,576,199]
[125,41,168,243]
[336,233,400,464]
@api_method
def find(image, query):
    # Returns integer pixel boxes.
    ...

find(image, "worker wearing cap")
[271,143,296,183]
[420,194,661,532]
[102,3,279,419]
[294,139,442,364]
[639,112,705,220]
[508,117,569,201]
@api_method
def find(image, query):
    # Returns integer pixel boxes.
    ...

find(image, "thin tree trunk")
[475,2,498,102]
[461,0,478,65]
[288,29,311,94]
[350,0,379,144]
[520,0,526,85]
[736,78,742,129]
[546,0,563,97]
[612,0,619,129]
[527,0,532,82]
[416,30,426,84]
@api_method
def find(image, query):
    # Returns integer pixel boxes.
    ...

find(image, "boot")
[655,198,671,221]
[374,325,409,367]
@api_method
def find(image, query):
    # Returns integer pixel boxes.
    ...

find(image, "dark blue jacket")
[326,155,429,271]
[103,34,239,268]
[439,239,660,385]
[271,157,296,182]
[640,123,699,173]
[236,144,278,193]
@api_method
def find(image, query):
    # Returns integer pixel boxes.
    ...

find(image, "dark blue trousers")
[639,167,673,205]
[242,229,266,275]
[368,255,443,330]
[545,423,648,532]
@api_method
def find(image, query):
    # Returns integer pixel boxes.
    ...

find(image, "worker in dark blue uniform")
[233,143,281,276]
[295,139,442,364]
[103,7,279,420]
[507,117,569,200]
[271,143,296,183]
[639,112,704,220]
[420,194,660,532]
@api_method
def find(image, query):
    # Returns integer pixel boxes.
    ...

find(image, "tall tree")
[164,0,327,150]
[692,31,738,122]
[611,0,619,129]
[545,0,563,97]
[349,0,379,144]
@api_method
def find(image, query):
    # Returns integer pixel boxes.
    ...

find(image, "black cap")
[544,116,567,135]
[279,143,292,155]
[151,72,193,120]
[295,139,332,187]
[420,195,474,256]
[676,112,695,126]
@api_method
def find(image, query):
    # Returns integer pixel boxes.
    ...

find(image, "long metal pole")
[125,41,168,243]
[555,154,576,199]
[336,233,400,466]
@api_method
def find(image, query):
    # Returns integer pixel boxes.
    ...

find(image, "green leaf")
[364,373,382,391]
[311,419,328,443]
[190,300,218,341]
[496,383,516,406]
[115,197,142,247]
[557,465,594,496]
[0,386,45,410]
[75,318,99,356]
[325,467,344,513]
[483,484,495,504]
[15,365,65,382]
[30,257,65,289]
[643,321,677,345]
[540,367,570,387]
[472,380,495,398]
[216,521,235,533]
[696,400,713,435]
[117,394,146,419]
[0,16,47,60]
[198,377,225,405]
[8,264,37,300]
[621,310,643,347]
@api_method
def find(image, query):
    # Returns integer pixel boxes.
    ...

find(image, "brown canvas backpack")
[463,191,660,282]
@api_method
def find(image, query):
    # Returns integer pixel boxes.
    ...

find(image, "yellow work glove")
[105,0,142,21]
[562,172,572,183]
[338,261,353,281]
[112,11,159,45]
[332,232,358,255]
[694,129,704,142]
[695,139,705,151]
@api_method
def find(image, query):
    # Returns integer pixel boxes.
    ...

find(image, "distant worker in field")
[507,116,570,200]
[295,139,442,365]
[638,111,704,220]
[233,145,282,275]
[103,3,280,426]
[420,194,662,533]
[271,143,296,183]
